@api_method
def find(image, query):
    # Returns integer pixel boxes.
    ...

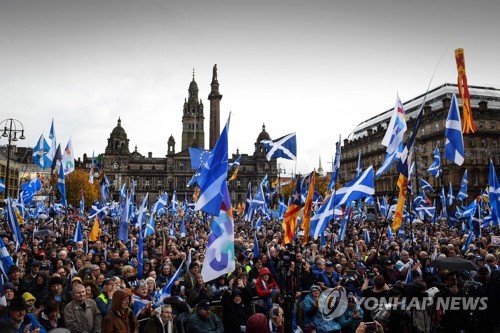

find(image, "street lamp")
[1,118,26,198]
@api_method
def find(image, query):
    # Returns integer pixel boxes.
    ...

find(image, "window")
[469,138,475,147]
[491,121,497,130]
[481,139,487,148]
[493,139,498,148]
[479,120,485,129]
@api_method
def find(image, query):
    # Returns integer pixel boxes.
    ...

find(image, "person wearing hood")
[2,296,46,333]
[221,286,252,332]
[144,304,177,333]
[101,289,139,333]
[254,267,280,313]
[300,285,341,333]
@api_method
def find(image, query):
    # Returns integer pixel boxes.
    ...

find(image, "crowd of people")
[0,207,499,333]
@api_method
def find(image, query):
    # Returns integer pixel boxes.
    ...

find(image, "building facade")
[82,65,277,206]
[339,83,500,202]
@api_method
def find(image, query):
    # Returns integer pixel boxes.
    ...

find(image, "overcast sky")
[1,0,499,176]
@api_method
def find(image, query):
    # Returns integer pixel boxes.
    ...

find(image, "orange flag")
[89,217,101,242]
[455,48,475,134]
[392,173,408,231]
[301,171,316,244]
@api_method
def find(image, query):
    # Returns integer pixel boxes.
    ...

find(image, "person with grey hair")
[63,284,102,333]
[144,304,177,333]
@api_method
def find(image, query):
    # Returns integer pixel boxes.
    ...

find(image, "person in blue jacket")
[2,296,46,333]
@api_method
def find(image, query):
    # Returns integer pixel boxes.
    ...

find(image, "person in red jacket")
[254,267,280,313]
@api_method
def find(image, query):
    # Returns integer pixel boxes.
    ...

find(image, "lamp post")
[1,118,25,198]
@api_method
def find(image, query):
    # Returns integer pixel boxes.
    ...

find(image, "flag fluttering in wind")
[333,166,375,207]
[144,213,155,237]
[445,94,465,166]
[427,145,441,177]
[195,115,230,216]
[48,118,57,162]
[228,156,241,181]
[5,197,23,243]
[488,160,500,226]
[282,176,302,245]
[62,138,75,175]
[261,132,297,161]
[72,221,83,243]
[89,151,95,184]
[57,163,67,207]
[118,195,129,243]
[32,134,52,169]
[328,135,342,191]
[153,260,185,305]
[376,146,401,178]
[0,237,14,278]
[89,217,100,242]
[301,171,316,244]
[420,179,434,193]
[381,94,407,154]
[51,144,62,175]
[0,179,4,193]
[447,182,455,207]
[137,193,149,279]
[243,182,252,221]
[201,183,235,282]
[457,169,468,204]
[455,48,475,134]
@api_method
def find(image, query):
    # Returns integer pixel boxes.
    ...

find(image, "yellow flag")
[89,217,101,242]
[392,173,408,231]
[229,166,239,181]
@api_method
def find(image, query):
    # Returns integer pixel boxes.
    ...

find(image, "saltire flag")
[488,160,500,226]
[120,183,127,200]
[461,199,477,218]
[32,134,51,169]
[319,232,326,248]
[282,176,302,245]
[137,193,148,279]
[333,166,375,207]
[310,191,336,240]
[382,94,407,154]
[301,170,316,244]
[261,132,297,161]
[420,179,434,192]
[48,118,57,162]
[118,195,129,243]
[72,221,83,243]
[132,296,150,317]
[62,138,75,175]
[195,115,230,216]
[144,213,155,237]
[22,178,42,193]
[455,48,475,134]
[57,163,67,207]
[89,203,108,219]
[447,182,455,207]
[253,233,260,258]
[180,216,186,237]
[170,219,175,237]
[364,195,374,205]
[378,196,389,219]
[356,151,362,177]
[427,145,441,177]
[457,169,468,204]
[0,237,14,278]
[153,260,185,305]
[170,191,178,214]
[415,205,436,218]
[51,144,62,175]
[393,101,425,231]
[387,225,393,241]
[152,193,168,214]
[0,178,4,193]
[201,183,235,282]
[100,175,110,205]
[364,229,371,244]
[89,151,95,184]
[328,135,342,191]
[248,180,266,219]
[376,147,400,178]
[89,217,100,242]
[79,189,85,217]
[445,94,465,166]
[405,264,414,284]
[461,233,475,253]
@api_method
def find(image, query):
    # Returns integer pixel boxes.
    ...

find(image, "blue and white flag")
[195,115,230,216]
[5,197,23,244]
[334,166,375,207]
[0,237,14,278]
[338,203,352,242]
[378,196,389,218]
[152,193,168,214]
[89,151,95,184]
[261,132,297,161]
[22,178,42,193]
[415,205,436,218]
[488,160,500,226]
[201,184,235,282]
[153,260,185,305]
[72,221,83,243]
[420,179,434,192]
[137,193,148,279]
[427,145,441,177]
[461,233,475,253]
[309,192,336,240]
[445,94,465,166]
[100,176,110,205]
[356,151,362,177]
[405,264,414,284]
[0,178,4,194]
[457,170,468,204]
[243,182,252,221]
[253,233,260,258]
[89,203,108,219]
[120,183,127,200]
[249,179,266,214]
[328,135,342,191]
[461,200,477,218]
[170,191,178,214]
[57,163,67,207]
[48,118,57,162]
[447,182,455,207]
[180,216,186,237]
[144,213,155,237]
[32,134,52,169]
[382,94,407,154]
[364,229,371,244]
[376,148,400,178]
[387,225,393,241]
[118,195,129,243]
[132,296,150,317]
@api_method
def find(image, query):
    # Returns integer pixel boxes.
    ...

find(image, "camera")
[365,322,378,332]
[365,268,375,279]
[280,250,293,269]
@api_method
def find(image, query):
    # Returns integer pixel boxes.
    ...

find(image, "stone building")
[340,83,500,202]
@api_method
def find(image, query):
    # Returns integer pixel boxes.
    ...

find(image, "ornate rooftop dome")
[256,123,271,143]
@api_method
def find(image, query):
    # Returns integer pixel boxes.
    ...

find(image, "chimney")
[148,152,152,158]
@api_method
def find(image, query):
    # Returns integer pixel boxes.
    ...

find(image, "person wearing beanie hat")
[5,296,47,333]
[181,262,199,293]
[186,299,223,333]
[44,275,72,312]
[221,286,252,332]
[22,292,37,314]
[3,282,18,306]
